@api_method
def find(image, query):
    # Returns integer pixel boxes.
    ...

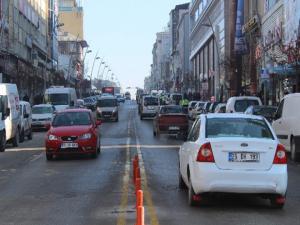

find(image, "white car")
[179,114,287,208]
[187,101,198,119]
[191,101,205,120]
[32,104,55,130]
[226,96,262,113]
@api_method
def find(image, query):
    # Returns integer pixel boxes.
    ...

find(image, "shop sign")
[234,0,248,55]
[263,20,282,48]
[242,15,259,34]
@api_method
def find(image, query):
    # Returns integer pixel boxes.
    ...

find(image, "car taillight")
[273,144,287,164]
[196,142,215,163]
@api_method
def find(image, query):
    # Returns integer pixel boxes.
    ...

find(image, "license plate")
[61,142,78,149]
[228,152,260,162]
[169,126,180,131]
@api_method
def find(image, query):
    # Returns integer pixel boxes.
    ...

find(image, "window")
[234,99,260,112]
[52,112,92,127]
[206,118,274,139]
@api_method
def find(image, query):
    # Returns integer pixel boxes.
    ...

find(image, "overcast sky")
[83,0,188,90]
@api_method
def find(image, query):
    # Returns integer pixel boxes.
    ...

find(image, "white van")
[170,93,183,105]
[0,83,20,147]
[140,96,159,120]
[0,94,9,152]
[19,101,33,142]
[272,93,300,161]
[44,86,77,111]
[226,96,262,113]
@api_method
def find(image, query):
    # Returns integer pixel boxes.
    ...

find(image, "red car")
[45,109,101,160]
[153,105,189,139]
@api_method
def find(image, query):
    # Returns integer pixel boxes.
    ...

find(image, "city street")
[0,101,300,225]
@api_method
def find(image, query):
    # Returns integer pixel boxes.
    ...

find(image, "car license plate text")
[169,126,180,131]
[228,152,260,162]
[61,142,78,149]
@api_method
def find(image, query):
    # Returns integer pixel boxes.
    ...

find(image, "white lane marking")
[30,153,44,162]
[101,145,180,149]
[6,147,44,152]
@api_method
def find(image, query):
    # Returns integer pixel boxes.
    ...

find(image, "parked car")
[245,105,277,122]
[192,101,205,120]
[188,101,198,119]
[19,101,33,142]
[226,96,262,113]
[96,96,119,122]
[83,97,96,111]
[214,103,226,113]
[45,109,101,160]
[153,105,189,139]
[32,104,55,130]
[272,93,300,161]
[179,114,287,208]
[0,83,20,147]
[140,96,159,120]
[208,102,220,113]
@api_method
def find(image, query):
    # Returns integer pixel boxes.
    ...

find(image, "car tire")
[46,154,53,161]
[153,130,157,136]
[270,195,285,209]
[27,128,33,140]
[91,150,98,159]
[19,129,25,143]
[188,179,198,207]
[178,167,186,189]
[140,115,143,120]
[0,132,6,152]
[12,128,19,147]
[115,116,119,122]
[97,139,101,154]
[291,138,300,162]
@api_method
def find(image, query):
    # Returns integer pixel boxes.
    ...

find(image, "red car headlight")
[79,133,92,140]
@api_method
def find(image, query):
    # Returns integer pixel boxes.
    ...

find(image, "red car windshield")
[52,112,92,127]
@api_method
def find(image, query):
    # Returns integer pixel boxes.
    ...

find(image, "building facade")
[190,0,230,101]
[0,0,59,103]
[151,31,171,91]
[58,0,87,95]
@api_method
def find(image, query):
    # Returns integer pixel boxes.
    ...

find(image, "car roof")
[203,113,265,120]
[57,108,91,113]
[229,96,261,100]
[99,96,117,100]
[33,104,53,107]
[19,101,30,105]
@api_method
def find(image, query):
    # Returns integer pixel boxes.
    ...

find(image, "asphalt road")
[0,101,300,225]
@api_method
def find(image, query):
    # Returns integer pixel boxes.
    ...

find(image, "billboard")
[234,0,248,55]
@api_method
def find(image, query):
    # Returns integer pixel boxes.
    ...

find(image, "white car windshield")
[206,118,274,139]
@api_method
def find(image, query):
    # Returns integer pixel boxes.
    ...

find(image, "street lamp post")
[96,58,105,79]
[90,53,100,94]
[100,65,108,80]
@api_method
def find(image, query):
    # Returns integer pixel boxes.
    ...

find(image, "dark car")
[153,105,188,139]
[245,105,278,122]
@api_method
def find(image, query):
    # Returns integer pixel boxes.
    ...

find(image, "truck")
[44,86,77,111]
[102,87,115,96]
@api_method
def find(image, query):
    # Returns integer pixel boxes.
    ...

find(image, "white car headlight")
[48,134,58,141]
[97,107,102,113]
[79,133,92,140]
